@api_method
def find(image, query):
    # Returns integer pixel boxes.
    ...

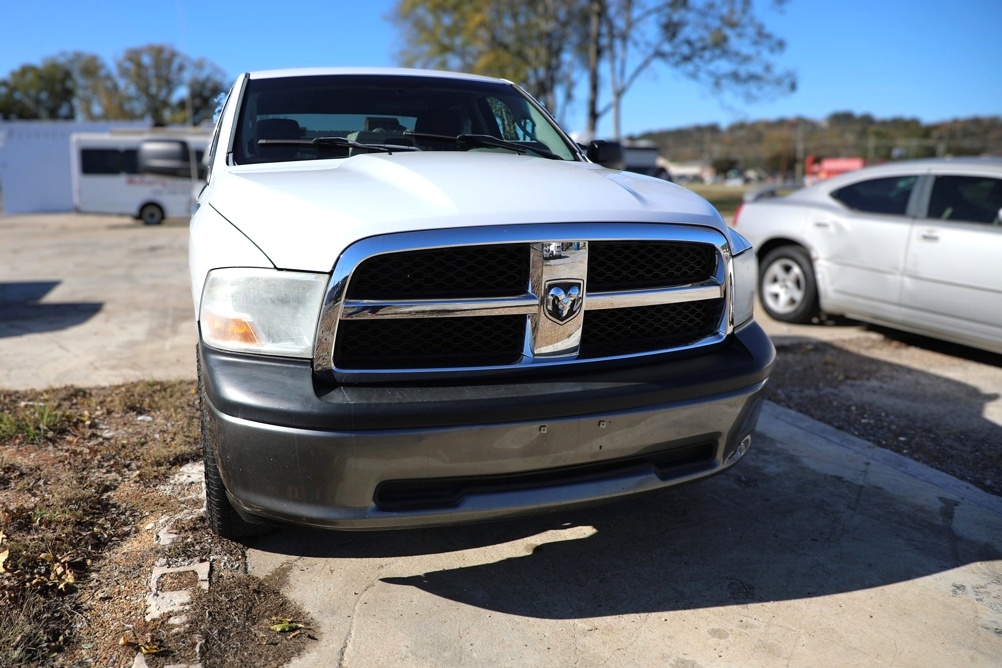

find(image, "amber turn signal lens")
[203,311,261,345]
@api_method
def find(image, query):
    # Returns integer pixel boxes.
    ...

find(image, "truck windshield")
[233,74,579,164]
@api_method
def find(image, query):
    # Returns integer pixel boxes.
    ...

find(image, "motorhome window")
[123,150,139,174]
[81,149,140,175]
[81,149,122,175]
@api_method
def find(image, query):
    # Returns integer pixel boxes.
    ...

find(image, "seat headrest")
[257,118,301,140]
[365,117,405,132]
[415,109,464,137]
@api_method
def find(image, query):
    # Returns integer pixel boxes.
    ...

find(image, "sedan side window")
[830,176,917,215]
[926,176,1002,224]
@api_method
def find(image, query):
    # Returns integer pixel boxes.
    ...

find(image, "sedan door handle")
[920,230,940,241]
[813,220,832,228]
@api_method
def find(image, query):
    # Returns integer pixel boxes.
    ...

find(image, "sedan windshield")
[233,74,579,164]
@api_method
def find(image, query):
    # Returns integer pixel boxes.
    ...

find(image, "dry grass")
[0,381,199,666]
[685,183,750,218]
[0,380,315,667]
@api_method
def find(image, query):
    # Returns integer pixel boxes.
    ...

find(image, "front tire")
[139,203,164,225]
[198,351,270,539]
[759,246,819,323]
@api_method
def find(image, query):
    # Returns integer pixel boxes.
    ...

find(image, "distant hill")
[632,112,1002,180]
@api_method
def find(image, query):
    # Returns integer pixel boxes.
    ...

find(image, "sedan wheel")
[759,246,819,324]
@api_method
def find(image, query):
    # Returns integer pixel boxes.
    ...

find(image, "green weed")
[0,403,70,444]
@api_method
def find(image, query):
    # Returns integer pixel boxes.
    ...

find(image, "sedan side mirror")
[138,139,207,180]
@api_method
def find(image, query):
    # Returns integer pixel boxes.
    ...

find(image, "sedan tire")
[759,246,820,324]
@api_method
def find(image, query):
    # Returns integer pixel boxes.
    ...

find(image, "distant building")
[622,143,672,181]
[804,154,865,185]
[666,160,713,184]
[0,120,146,214]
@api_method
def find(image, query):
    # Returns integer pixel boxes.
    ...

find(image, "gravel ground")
[765,326,1002,498]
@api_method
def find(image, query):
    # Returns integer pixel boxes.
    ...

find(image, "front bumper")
[200,322,774,530]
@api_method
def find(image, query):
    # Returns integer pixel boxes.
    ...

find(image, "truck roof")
[247,67,509,85]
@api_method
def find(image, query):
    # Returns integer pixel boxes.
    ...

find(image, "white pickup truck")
[140,67,773,538]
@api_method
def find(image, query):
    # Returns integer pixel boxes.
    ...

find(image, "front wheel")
[759,246,819,324]
[138,203,164,225]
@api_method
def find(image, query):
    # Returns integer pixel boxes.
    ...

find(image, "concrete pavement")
[2,212,1000,666]
[0,213,196,388]
[248,402,1002,666]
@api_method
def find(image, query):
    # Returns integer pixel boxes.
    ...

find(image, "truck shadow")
[249,340,1002,619]
[253,438,1000,618]
[0,281,102,338]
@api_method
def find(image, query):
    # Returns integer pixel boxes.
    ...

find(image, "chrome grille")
[314,223,735,378]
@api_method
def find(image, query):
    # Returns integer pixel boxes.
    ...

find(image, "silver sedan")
[732,157,1002,354]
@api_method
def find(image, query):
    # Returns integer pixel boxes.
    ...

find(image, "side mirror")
[586,140,625,170]
[138,139,207,180]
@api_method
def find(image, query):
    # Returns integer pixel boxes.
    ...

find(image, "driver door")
[901,173,1002,345]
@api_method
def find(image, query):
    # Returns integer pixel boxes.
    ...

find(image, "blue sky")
[1,0,1000,137]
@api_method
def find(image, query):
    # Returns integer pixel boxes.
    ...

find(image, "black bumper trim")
[374,441,716,511]
[199,320,774,432]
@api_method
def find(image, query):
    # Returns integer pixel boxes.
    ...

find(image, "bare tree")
[595,0,796,138]
[394,0,585,118]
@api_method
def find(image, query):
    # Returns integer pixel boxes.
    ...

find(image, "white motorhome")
[69,131,209,224]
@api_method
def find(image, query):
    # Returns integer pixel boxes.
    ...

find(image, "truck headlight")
[199,268,328,357]
[730,232,757,328]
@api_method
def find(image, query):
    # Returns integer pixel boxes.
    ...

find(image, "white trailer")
[69,131,209,224]
[623,143,672,181]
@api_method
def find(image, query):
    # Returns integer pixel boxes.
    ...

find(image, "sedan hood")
[208,152,725,271]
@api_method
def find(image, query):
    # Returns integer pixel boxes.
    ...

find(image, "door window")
[926,175,1002,224]
[830,176,917,215]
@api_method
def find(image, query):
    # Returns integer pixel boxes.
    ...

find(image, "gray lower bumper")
[207,379,767,530]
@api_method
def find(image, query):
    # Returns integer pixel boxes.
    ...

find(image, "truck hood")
[208,152,725,271]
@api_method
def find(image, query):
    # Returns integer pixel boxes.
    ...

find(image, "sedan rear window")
[831,176,917,215]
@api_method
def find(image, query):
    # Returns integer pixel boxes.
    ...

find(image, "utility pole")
[795,120,805,183]
[178,0,193,127]
[586,0,603,140]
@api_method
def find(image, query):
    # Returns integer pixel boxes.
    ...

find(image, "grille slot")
[347,244,529,299]
[588,241,717,291]
[335,315,525,369]
[579,300,725,359]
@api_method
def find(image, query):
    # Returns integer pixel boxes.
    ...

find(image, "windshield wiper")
[257,137,419,155]
[402,132,561,160]
[312,136,419,154]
